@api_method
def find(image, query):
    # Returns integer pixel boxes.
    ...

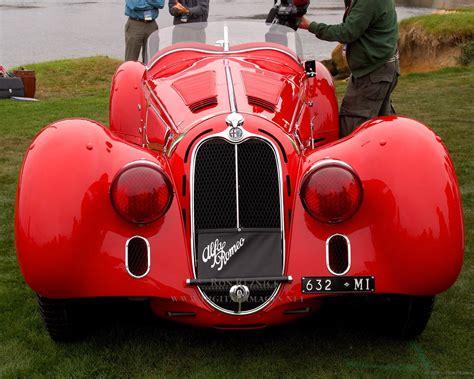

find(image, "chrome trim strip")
[166,132,187,158]
[119,159,163,172]
[125,236,151,279]
[301,159,357,190]
[186,276,292,285]
[224,60,238,113]
[147,47,300,72]
[326,234,351,276]
[289,83,307,133]
[307,158,355,174]
[190,130,286,316]
[234,144,240,229]
[143,102,149,147]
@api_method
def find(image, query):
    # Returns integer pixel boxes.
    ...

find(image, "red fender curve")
[284,116,464,297]
[109,61,146,146]
[15,119,193,300]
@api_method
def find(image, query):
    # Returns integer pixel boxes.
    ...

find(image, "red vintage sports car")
[15,22,464,341]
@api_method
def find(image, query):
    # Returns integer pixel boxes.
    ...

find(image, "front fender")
[285,116,464,296]
[15,119,192,299]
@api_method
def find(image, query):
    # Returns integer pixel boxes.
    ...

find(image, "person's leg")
[142,21,159,64]
[125,19,145,61]
[339,62,398,138]
[339,75,370,137]
[378,60,400,116]
[339,115,369,138]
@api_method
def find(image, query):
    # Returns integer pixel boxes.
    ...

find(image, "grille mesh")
[194,139,236,230]
[328,235,349,275]
[127,237,149,277]
[238,140,280,228]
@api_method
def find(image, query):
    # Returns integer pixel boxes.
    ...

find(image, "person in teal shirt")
[299,0,400,137]
[124,0,165,63]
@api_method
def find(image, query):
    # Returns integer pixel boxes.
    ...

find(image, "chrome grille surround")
[190,128,286,315]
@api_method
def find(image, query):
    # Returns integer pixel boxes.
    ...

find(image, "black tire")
[379,295,435,338]
[38,296,86,342]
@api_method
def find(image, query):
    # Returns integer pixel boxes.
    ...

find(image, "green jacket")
[308,0,398,78]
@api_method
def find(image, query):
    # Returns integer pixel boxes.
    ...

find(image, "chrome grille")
[192,137,283,314]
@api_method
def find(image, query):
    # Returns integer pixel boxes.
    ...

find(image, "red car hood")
[145,49,305,135]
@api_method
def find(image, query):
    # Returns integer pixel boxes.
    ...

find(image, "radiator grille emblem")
[229,127,243,141]
[229,284,250,313]
[226,113,245,142]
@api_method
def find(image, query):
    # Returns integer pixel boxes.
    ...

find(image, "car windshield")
[145,21,304,65]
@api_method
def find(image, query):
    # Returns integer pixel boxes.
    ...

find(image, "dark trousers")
[339,59,400,138]
[125,18,158,63]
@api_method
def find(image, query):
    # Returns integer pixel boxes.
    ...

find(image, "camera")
[265,0,310,31]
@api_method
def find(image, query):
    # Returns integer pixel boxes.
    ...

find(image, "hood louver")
[242,71,285,113]
[172,71,218,113]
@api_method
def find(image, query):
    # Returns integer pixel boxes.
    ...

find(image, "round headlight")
[300,162,363,223]
[111,162,173,224]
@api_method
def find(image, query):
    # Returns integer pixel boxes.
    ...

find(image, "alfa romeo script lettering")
[202,238,245,271]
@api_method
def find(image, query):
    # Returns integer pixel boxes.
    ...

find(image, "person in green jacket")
[299,0,400,137]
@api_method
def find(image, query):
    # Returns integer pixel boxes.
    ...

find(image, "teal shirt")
[309,0,398,78]
[125,0,165,21]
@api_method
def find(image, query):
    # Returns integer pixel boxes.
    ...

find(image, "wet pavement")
[0,0,434,68]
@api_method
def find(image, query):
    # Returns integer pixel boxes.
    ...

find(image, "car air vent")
[327,234,350,276]
[247,96,275,113]
[189,97,218,113]
[242,71,284,113]
[172,71,217,113]
[126,236,150,278]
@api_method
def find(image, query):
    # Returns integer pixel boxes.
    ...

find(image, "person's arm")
[302,0,375,43]
[146,0,165,10]
[187,0,209,17]
[169,0,179,16]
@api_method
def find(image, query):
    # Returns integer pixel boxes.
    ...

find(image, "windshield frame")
[145,21,304,69]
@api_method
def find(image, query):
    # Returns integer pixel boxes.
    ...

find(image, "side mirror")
[305,60,316,77]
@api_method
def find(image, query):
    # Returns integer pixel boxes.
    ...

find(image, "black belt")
[129,16,155,24]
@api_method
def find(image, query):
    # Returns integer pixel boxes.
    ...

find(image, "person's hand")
[173,2,190,14]
[298,15,312,30]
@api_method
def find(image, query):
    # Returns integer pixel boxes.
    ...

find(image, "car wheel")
[379,295,435,338]
[37,296,86,342]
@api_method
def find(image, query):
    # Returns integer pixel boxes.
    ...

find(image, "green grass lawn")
[399,6,474,38]
[0,57,472,377]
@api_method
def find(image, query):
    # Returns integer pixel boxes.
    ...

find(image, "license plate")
[302,276,375,293]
